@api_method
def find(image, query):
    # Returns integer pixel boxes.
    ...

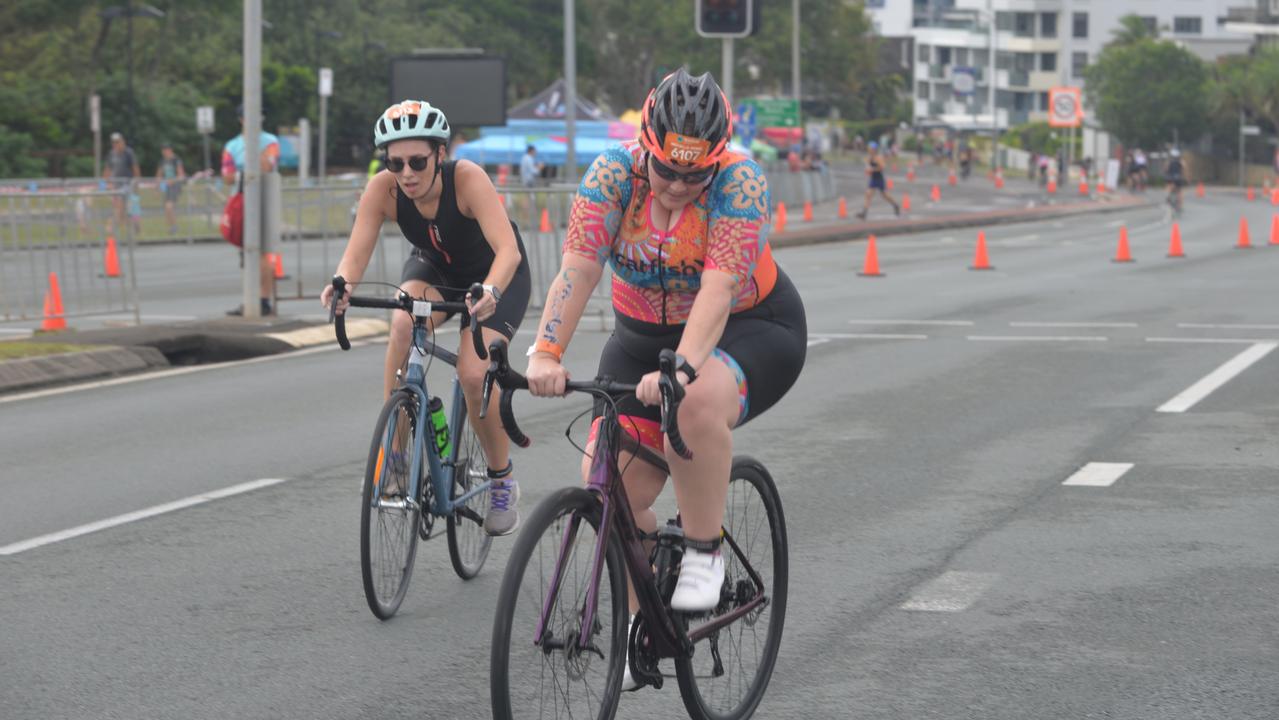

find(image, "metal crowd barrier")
[0,185,140,325]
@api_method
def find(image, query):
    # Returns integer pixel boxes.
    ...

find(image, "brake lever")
[468,283,488,361]
[331,275,351,351]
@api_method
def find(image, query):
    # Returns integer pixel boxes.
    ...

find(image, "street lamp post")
[988,1,998,172]
[99,2,165,140]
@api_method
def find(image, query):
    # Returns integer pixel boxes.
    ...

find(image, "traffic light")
[696,0,757,38]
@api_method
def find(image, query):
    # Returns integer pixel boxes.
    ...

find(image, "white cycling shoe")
[669,548,725,613]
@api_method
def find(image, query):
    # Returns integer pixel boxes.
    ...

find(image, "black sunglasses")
[650,156,716,185]
[385,154,432,173]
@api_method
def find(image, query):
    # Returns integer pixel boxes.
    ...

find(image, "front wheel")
[447,404,492,579]
[360,390,422,620]
[491,487,628,720]
[675,456,789,720]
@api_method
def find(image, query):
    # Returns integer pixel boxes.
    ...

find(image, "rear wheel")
[491,487,627,720]
[675,457,789,720]
[447,403,492,579]
[360,390,422,620]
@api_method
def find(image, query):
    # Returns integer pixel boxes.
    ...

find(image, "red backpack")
[220,192,244,247]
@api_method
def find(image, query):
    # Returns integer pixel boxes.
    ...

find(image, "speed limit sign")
[1049,87,1082,128]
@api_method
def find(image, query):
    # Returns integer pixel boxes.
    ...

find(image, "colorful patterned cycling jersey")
[564,142,778,325]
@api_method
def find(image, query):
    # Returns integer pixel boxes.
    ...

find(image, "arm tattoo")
[542,267,581,344]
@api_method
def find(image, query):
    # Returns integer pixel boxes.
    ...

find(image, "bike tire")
[359,390,422,620]
[446,401,492,580]
[675,456,789,720]
[491,487,628,720]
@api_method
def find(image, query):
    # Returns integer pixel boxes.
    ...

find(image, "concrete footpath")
[0,188,1152,396]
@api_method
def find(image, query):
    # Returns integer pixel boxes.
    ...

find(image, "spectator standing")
[103,131,140,236]
[519,145,543,188]
[221,106,281,316]
[156,142,186,234]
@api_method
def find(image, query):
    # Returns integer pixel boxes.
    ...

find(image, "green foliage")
[1002,121,1076,156]
[1084,39,1209,149]
[1,0,888,176]
[0,126,46,178]
[1108,14,1159,47]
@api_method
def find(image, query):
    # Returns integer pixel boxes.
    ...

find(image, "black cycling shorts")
[400,247,531,340]
[595,266,807,427]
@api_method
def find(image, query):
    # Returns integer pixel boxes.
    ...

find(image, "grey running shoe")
[484,478,520,536]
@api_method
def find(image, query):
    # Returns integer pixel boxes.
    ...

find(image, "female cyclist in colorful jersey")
[321,100,532,536]
[525,69,807,642]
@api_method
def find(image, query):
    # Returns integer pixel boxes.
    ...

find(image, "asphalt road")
[3,195,1277,719]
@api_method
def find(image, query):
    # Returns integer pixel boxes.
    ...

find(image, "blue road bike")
[331,276,498,619]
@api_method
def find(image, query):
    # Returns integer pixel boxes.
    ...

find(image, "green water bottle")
[428,396,452,459]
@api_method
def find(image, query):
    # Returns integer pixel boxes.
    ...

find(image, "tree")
[1108,13,1158,47]
[1084,39,1209,149]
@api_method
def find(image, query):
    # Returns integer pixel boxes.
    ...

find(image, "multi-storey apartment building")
[908,0,1251,131]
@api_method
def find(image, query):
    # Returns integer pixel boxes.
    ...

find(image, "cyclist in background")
[1165,148,1186,214]
[321,100,532,536]
[522,68,807,688]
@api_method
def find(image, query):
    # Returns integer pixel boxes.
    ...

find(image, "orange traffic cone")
[947,171,957,186]
[930,184,941,202]
[103,235,121,278]
[901,194,911,213]
[1167,223,1185,258]
[42,272,67,331]
[994,175,1005,189]
[803,201,813,223]
[858,235,883,277]
[1247,187,1256,201]
[1113,226,1134,263]
[539,208,552,233]
[1098,182,1107,194]
[271,252,285,280]
[1196,182,1205,198]
[1237,216,1252,248]
[838,196,848,219]
[775,202,788,233]
[970,231,993,270]
[1047,179,1058,194]
[886,177,895,190]
[1078,181,1089,196]
[1271,215,1279,246]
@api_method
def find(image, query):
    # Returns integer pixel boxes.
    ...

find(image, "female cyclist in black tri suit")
[321,100,531,536]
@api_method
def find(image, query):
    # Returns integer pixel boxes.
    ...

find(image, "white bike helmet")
[373,100,450,149]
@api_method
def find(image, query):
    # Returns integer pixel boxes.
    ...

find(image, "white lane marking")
[848,319,973,327]
[1177,323,1279,330]
[1157,342,1277,413]
[1010,321,1138,328]
[807,338,831,348]
[0,338,379,405]
[811,332,929,341]
[939,236,956,244]
[1106,219,1125,228]
[1063,462,1134,487]
[0,478,289,556]
[0,328,35,340]
[967,335,1108,342]
[901,571,997,612]
[1146,337,1276,345]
